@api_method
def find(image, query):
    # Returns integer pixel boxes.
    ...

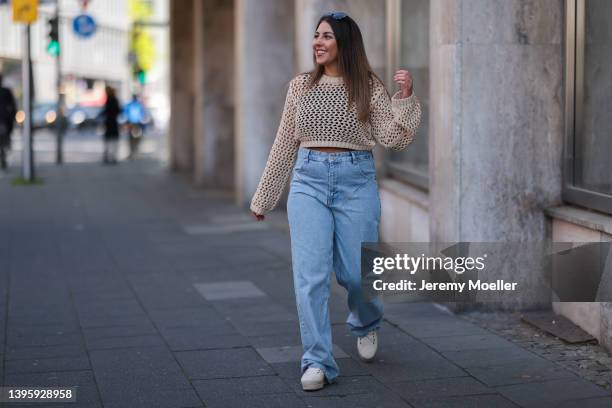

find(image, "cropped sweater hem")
[299,140,374,151]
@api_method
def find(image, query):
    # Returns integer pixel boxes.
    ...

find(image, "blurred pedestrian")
[249,11,421,391]
[123,94,147,159]
[0,74,17,170]
[98,86,121,164]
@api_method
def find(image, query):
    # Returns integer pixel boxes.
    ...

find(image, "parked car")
[66,104,103,130]
[15,102,58,130]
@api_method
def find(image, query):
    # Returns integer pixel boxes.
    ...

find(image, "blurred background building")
[167,0,612,351]
[0,0,168,138]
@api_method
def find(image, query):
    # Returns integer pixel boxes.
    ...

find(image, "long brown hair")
[303,13,390,123]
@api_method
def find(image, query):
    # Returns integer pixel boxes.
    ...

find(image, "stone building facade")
[168,0,612,351]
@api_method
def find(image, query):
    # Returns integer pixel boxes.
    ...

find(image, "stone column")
[235,0,295,208]
[169,0,195,172]
[429,0,564,309]
[193,0,235,189]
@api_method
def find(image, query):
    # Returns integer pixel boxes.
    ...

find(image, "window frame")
[384,0,429,191]
[563,0,612,214]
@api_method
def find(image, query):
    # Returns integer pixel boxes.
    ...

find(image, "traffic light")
[137,69,146,85]
[46,16,60,57]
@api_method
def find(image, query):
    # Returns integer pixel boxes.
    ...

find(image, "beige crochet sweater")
[250,72,422,215]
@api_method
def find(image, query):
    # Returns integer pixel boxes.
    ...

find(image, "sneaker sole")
[301,381,325,391]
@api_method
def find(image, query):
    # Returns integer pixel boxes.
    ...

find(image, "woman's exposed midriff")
[306,146,356,153]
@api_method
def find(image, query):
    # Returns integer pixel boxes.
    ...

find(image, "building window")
[385,0,429,190]
[563,0,612,214]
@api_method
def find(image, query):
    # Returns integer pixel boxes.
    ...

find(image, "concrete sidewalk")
[1,158,611,408]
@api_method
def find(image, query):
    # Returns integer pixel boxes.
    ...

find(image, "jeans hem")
[348,318,382,337]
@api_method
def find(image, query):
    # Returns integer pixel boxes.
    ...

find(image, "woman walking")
[250,11,421,391]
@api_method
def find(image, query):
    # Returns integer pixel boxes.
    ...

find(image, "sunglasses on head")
[324,11,348,20]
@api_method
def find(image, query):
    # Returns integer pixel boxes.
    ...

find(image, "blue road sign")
[73,14,96,38]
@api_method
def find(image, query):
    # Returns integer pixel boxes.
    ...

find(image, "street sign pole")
[13,0,39,180]
[55,1,64,164]
[22,23,34,180]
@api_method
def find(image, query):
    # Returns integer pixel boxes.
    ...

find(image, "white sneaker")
[301,367,325,391]
[357,330,378,362]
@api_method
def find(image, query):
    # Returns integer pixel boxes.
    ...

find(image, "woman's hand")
[251,211,265,221]
[393,69,414,98]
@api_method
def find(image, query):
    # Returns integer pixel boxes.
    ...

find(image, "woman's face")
[313,20,338,67]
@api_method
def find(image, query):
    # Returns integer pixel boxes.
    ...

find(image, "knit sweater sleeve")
[370,85,422,151]
[249,78,300,215]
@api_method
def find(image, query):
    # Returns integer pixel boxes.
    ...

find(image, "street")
[3,126,165,167]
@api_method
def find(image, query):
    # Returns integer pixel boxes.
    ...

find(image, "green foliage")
[11,177,44,186]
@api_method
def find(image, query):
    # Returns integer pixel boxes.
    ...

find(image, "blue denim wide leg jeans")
[287,146,383,382]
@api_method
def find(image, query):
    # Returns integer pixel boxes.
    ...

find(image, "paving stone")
[220,246,283,267]
[2,366,98,387]
[175,347,274,379]
[195,280,268,301]
[162,328,250,351]
[71,290,135,304]
[498,378,612,407]
[301,392,412,407]
[5,356,91,374]
[100,388,203,408]
[359,357,468,383]
[288,375,389,397]
[374,321,428,344]
[8,308,78,326]
[86,334,167,350]
[384,306,456,324]
[226,304,297,323]
[82,322,158,342]
[74,298,145,317]
[7,324,83,347]
[68,279,132,297]
[192,375,292,405]
[557,396,612,408]
[256,344,349,364]
[5,344,88,361]
[137,291,211,310]
[77,313,153,329]
[396,319,492,338]
[440,345,539,368]
[231,320,300,337]
[147,307,235,331]
[89,346,201,407]
[208,297,295,321]
[423,334,516,352]
[271,358,371,380]
[338,339,442,363]
[183,222,269,235]
[331,323,427,355]
[196,393,305,408]
[408,394,520,408]
[466,356,577,386]
[247,332,303,348]
[388,376,493,400]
